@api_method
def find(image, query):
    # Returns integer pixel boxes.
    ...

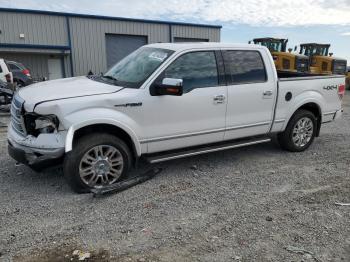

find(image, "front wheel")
[278,109,317,152]
[63,133,132,193]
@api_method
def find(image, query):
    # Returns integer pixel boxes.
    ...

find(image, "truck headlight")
[34,115,59,134]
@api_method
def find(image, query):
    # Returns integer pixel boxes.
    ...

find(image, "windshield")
[103,47,174,88]
[300,46,329,56]
[255,41,283,52]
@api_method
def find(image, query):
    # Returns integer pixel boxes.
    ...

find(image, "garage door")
[105,34,147,69]
[174,37,209,42]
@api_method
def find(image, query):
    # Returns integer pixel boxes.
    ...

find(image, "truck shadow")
[5,140,288,194]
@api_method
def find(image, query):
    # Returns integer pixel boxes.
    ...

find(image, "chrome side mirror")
[152,78,183,96]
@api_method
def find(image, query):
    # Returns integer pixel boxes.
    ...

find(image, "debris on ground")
[285,246,320,262]
[265,216,273,221]
[335,202,350,206]
[72,249,91,261]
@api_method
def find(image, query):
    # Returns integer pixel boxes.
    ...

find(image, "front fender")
[63,108,142,156]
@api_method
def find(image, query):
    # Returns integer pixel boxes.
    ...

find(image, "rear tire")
[278,109,317,152]
[63,133,132,193]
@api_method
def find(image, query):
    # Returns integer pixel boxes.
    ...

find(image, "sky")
[0,0,349,62]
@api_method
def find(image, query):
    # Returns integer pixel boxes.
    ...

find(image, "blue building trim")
[169,24,173,43]
[0,7,222,29]
[66,17,74,77]
[0,43,71,50]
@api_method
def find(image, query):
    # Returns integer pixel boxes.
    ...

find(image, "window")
[160,51,219,92]
[8,63,20,71]
[103,47,174,89]
[223,51,267,84]
[0,65,2,73]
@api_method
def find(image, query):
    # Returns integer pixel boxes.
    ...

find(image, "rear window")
[8,63,20,70]
[223,50,267,84]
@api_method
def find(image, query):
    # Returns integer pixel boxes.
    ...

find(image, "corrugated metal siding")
[0,10,221,78]
[69,17,171,76]
[0,11,68,45]
[0,53,49,80]
[105,34,147,68]
[171,25,220,42]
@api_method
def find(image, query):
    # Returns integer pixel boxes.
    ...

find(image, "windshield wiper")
[102,75,118,85]
[102,75,118,81]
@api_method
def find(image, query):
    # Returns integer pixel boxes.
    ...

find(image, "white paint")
[10,43,344,161]
[47,58,63,80]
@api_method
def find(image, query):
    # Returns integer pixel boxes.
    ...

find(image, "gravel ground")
[0,94,349,262]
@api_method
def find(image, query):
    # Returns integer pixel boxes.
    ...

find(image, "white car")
[7,43,345,193]
[0,59,13,84]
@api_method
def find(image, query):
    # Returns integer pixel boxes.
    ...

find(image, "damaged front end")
[7,94,66,170]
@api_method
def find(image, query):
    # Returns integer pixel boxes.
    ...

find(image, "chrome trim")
[140,121,271,144]
[10,94,26,136]
[148,138,272,163]
[323,111,336,116]
[274,119,285,124]
[140,127,225,144]
[225,121,271,132]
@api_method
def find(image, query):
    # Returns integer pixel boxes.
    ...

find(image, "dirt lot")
[0,94,349,262]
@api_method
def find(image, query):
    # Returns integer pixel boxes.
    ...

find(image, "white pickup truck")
[0,59,13,84]
[8,43,345,193]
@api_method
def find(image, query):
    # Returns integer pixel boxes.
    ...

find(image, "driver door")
[140,50,227,153]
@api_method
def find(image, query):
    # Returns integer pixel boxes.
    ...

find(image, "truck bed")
[271,74,345,133]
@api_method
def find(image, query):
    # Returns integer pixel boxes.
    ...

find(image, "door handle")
[213,94,226,104]
[263,91,273,96]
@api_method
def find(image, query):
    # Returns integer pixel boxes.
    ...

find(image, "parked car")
[7,43,345,193]
[0,59,13,84]
[7,60,33,87]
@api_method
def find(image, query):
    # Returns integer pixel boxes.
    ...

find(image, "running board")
[144,137,271,164]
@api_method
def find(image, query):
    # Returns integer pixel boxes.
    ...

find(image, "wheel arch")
[65,120,142,159]
[286,102,322,137]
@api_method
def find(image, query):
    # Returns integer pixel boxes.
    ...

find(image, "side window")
[223,50,267,84]
[0,65,2,73]
[160,51,219,92]
[8,64,19,71]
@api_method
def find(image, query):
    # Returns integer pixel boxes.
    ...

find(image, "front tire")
[63,133,132,193]
[278,109,317,152]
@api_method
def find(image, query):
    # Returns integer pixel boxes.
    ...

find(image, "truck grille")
[11,94,26,136]
[295,57,309,72]
[332,60,347,75]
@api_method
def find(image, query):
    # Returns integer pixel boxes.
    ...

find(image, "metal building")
[0,8,221,80]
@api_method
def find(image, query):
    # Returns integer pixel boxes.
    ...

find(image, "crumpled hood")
[19,76,123,112]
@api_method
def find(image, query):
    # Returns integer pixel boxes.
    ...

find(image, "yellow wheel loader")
[299,43,347,75]
[251,38,309,75]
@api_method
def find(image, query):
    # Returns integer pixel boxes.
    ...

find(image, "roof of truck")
[147,42,263,51]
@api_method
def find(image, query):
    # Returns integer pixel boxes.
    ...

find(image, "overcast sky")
[1,0,349,61]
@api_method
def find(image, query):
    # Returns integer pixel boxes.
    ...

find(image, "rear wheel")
[63,133,132,193]
[278,109,317,152]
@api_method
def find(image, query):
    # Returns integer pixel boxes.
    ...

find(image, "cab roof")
[146,42,264,52]
[300,43,331,47]
[253,37,287,42]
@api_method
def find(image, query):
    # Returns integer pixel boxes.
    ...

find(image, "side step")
[144,136,271,164]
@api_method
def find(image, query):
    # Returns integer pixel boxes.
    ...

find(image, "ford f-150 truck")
[7,43,345,193]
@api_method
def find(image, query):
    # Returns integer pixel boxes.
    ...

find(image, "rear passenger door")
[222,49,276,140]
